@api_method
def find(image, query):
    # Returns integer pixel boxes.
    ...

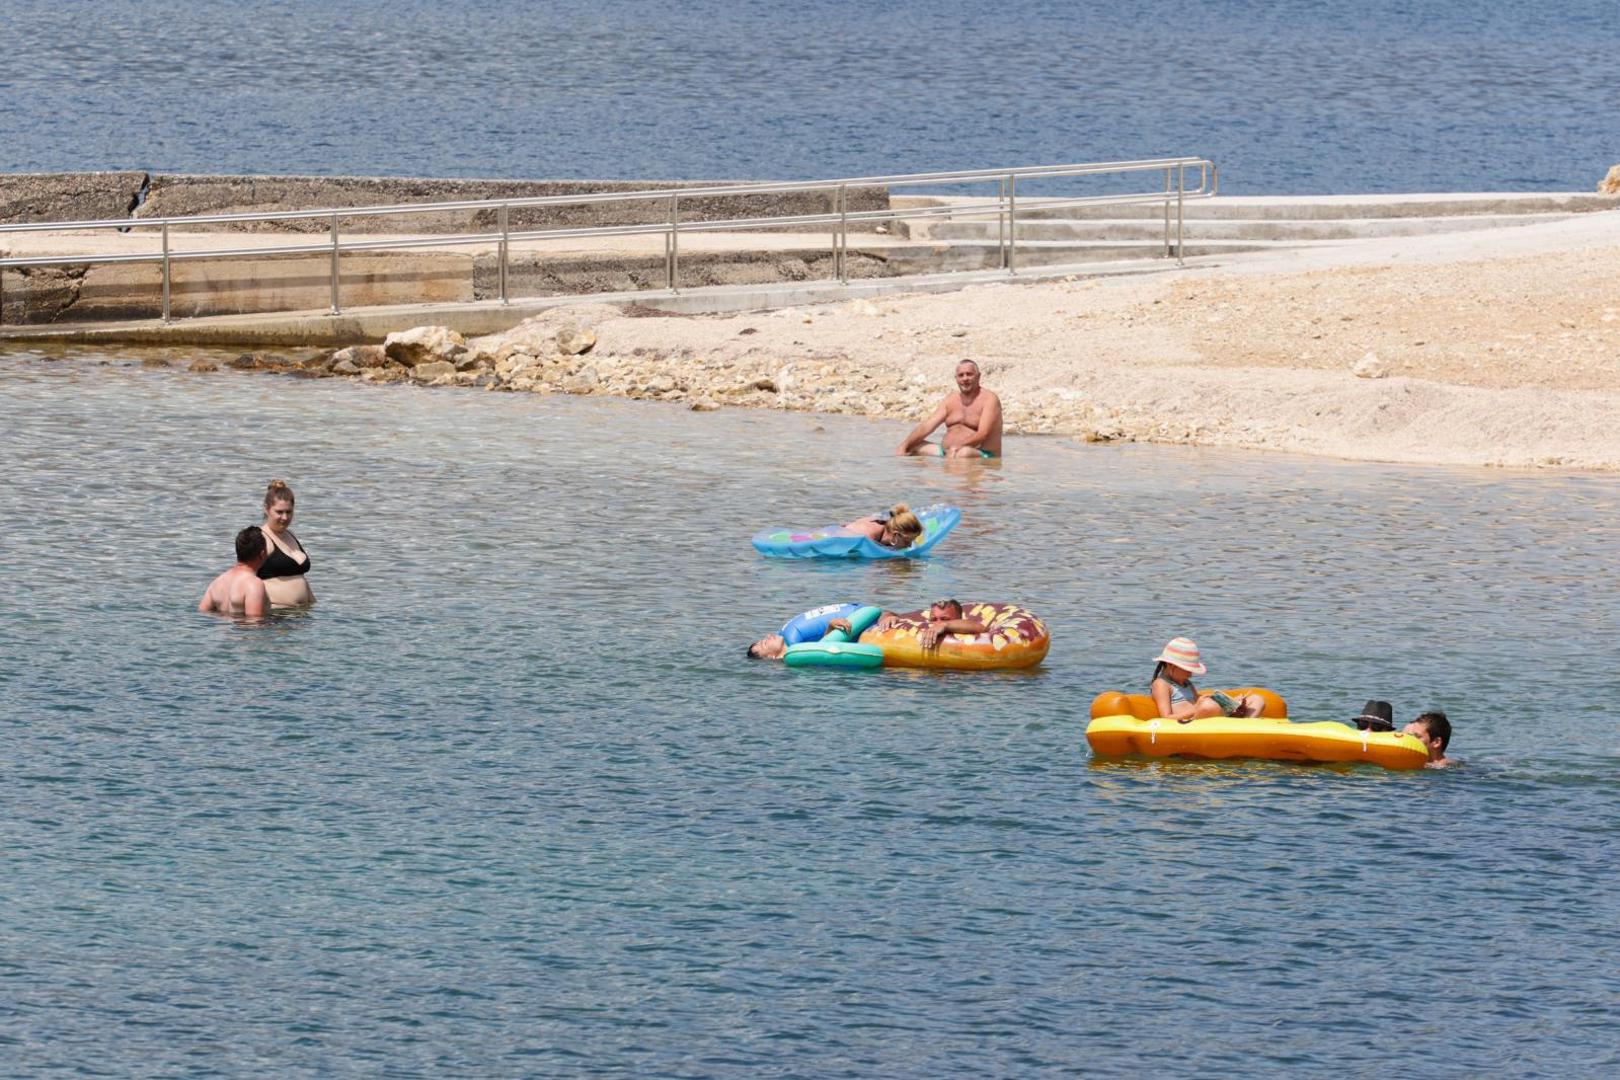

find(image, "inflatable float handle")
[825,605,885,642]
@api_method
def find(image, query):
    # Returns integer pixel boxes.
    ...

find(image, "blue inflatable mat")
[752,505,961,559]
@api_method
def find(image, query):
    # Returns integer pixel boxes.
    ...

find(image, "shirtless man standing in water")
[199,527,272,618]
[897,359,1003,458]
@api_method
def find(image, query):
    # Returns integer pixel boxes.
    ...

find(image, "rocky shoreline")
[144,207,1620,472]
[199,302,963,425]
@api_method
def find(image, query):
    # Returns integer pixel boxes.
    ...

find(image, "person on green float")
[746,599,986,660]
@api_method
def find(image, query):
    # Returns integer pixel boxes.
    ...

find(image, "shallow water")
[2,353,1618,1075]
[3,0,1618,192]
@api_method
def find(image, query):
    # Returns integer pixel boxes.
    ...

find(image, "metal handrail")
[0,158,1216,325]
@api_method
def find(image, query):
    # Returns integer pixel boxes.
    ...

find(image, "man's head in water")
[235,525,268,566]
[1403,711,1453,765]
[746,633,788,660]
[955,359,981,396]
[929,598,963,621]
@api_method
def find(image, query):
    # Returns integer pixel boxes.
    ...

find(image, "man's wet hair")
[1415,711,1451,752]
[956,359,980,372]
[933,598,963,618]
[235,526,267,563]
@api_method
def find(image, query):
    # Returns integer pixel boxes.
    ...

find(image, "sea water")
[2,0,1618,192]
[2,353,1617,1075]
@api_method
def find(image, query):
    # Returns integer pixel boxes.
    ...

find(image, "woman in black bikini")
[258,479,314,607]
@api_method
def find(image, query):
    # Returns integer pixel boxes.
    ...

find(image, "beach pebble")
[189,358,220,373]
[496,352,539,378]
[562,366,600,394]
[689,399,721,412]
[384,325,466,368]
[1352,351,1388,379]
[410,360,457,382]
[557,327,597,355]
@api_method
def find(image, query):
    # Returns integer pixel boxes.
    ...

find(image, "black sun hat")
[1352,700,1395,732]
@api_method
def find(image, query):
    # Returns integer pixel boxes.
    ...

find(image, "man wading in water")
[898,359,1003,458]
[199,527,272,618]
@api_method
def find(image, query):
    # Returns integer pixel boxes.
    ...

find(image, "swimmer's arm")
[956,393,1002,449]
[919,618,988,649]
[243,581,270,619]
[898,401,950,454]
[199,589,218,613]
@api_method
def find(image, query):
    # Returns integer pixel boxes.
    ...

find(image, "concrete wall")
[0,172,889,232]
[1,247,905,325]
[2,253,472,324]
[0,172,148,224]
[0,172,895,325]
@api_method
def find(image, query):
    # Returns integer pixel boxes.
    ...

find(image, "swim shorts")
[932,443,996,459]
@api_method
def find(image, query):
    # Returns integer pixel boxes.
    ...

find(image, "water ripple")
[2,353,1618,1074]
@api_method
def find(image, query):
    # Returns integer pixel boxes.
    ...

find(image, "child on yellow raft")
[1149,637,1265,719]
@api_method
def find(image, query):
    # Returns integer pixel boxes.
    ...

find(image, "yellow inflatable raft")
[860,602,1049,671]
[1085,690,1428,770]
[1089,689,1289,721]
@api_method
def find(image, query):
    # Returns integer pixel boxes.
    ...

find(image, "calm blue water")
[2,352,1618,1075]
[1,0,1617,192]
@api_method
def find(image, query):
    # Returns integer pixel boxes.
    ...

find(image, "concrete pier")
[3,184,1615,346]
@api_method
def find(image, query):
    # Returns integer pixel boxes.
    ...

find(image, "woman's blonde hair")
[883,503,924,548]
[263,479,296,510]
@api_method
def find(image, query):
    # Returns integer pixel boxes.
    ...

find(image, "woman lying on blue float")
[751,503,961,559]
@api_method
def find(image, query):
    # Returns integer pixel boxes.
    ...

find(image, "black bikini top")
[258,532,310,579]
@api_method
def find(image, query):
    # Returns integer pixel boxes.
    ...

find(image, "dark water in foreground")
[2,353,1618,1075]
[2,0,1618,192]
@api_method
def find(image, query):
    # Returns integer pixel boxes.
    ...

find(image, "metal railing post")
[837,184,848,283]
[328,212,341,314]
[1006,173,1017,274]
[668,195,680,292]
[1163,167,1172,258]
[998,177,1008,269]
[161,222,171,323]
[498,203,510,304]
[1176,163,1186,265]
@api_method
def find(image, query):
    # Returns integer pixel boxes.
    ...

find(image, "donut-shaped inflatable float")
[752,505,961,559]
[860,602,1049,671]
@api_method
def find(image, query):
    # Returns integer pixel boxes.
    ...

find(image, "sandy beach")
[341,204,1620,471]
